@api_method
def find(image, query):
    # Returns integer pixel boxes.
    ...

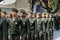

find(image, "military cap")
[12,8,18,13]
[28,11,33,15]
[1,10,7,14]
[20,9,26,14]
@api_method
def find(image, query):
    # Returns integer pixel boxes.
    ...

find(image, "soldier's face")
[46,14,48,18]
[36,14,40,18]
[20,12,24,17]
[11,11,16,15]
[1,12,6,17]
[28,13,32,18]
[32,14,35,18]
[42,14,44,18]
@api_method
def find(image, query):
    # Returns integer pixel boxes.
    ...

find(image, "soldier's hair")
[20,9,25,14]
[1,10,7,14]
[12,8,18,13]
[28,12,33,15]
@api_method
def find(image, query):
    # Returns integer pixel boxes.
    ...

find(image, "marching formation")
[0,8,54,40]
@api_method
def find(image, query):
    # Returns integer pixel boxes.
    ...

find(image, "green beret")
[1,10,7,14]
[28,11,33,15]
[20,9,25,14]
[12,8,18,13]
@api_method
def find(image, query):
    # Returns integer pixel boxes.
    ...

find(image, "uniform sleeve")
[2,20,9,40]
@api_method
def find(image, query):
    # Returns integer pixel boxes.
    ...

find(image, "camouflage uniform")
[19,18,29,40]
[0,17,9,40]
[28,18,36,40]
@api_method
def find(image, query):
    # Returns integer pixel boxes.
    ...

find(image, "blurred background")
[0,0,60,40]
[0,0,30,13]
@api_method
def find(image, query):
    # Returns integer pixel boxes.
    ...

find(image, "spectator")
[28,0,32,11]
[33,0,47,14]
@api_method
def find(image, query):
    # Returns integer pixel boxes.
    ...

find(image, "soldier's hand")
[20,36,22,40]
[27,35,28,40]
[49,29,52,31]
[8,35,10,40]
[27,35,28,38]
[34,34,37,37]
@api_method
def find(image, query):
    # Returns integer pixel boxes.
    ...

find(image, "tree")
[40,0,59,13]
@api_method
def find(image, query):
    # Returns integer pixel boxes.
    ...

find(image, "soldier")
[54,13,60,30]
[46,14,50,40]
[36,13,42,40]
[44,14,47,40]
[48,14,51,40]
[41,13,48,40]
[49,14,54,40]
[40,14,44,40]
[0,12,9,40]
[0,10,9,40]
[45,14,51,40]
[19,9,29,40]
[27,12,37,40]
[8,8,20,40]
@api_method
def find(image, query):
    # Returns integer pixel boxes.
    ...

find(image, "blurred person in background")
[54,13,60,30]
[28,0,32,11]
